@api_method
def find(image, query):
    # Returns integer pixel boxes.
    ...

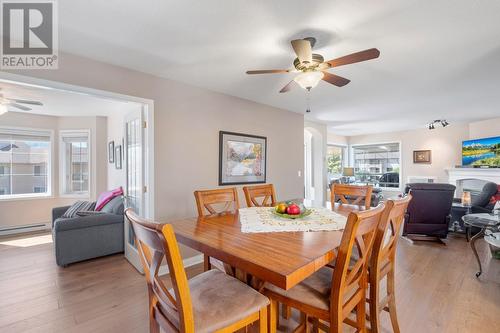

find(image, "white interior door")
[124,109,145,272]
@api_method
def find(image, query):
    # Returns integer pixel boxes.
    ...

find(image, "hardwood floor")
[0,232,498,332]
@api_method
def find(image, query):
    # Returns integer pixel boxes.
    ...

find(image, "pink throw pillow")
[95,187,123,211]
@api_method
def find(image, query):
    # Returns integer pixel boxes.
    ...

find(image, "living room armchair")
[403,183,456,240]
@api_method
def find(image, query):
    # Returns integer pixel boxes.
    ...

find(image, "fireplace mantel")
[447,168,500,189]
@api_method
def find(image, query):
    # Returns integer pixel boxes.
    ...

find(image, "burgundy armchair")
[403,183,456,239]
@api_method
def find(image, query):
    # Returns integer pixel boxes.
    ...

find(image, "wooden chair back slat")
[331,184,373,210]
[125,209,195,333]
[373,195,412,267]
[330,204,385,324]
[243,184,277,207]
[194,188,240,217]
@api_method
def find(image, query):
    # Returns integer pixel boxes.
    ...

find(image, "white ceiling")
[0,81,139,117]
[57,0,500,135]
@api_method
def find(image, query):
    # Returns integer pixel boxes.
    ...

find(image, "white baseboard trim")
[0,222,51,237]
[158,254,204,276]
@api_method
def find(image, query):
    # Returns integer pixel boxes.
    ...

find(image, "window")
[352,143,400,188]
[60,131,90,196]
[0,128,51,198]
[33,165,42,176]
[326,145,346,180]
[33,186,46,193]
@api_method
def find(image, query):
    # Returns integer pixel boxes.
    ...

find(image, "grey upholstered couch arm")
[52,206,70,227]
[53,214,124,232]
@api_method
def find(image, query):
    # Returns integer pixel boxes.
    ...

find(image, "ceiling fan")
[0,89,43,115]
[246,37,380,93]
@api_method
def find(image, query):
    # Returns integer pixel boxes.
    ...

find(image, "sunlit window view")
[0,132,50,197]
[352,143,400,188]
[61,134,89,195]
[326,145,345,180]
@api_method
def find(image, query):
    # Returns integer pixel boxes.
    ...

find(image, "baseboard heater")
[0,223,50,236]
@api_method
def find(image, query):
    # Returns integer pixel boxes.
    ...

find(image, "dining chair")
[264,203,386,333]
[331,183,373,210]
[368,195,412,333]
[243,184,277,207]
[125,208,269,333]
[194,187,240,271]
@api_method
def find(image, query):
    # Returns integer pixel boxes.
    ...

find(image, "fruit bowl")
[271,208,312,219]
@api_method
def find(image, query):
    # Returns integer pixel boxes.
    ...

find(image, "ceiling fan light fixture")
[0,104,7,116]
[294,71,324,90]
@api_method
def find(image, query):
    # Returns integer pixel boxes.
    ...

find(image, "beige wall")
[0,112,107,228]
[327,133,348,146]
[106,112,126,190]
[469,117,500,139]
[6,52,305,257]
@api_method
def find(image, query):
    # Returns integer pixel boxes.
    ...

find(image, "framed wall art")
[219,131,267,185]
[413,150,431,164]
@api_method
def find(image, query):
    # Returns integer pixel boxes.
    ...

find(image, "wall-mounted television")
[462,136,500,168]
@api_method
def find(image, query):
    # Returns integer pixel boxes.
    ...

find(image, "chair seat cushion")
[167,269,269,333]
[265,267,333,311]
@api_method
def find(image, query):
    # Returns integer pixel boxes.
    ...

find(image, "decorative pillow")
[62,201,96,218]
[490,185,500,205]
[95,187,123,211]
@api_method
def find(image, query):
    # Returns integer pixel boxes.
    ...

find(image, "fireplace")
[447,168,500,197]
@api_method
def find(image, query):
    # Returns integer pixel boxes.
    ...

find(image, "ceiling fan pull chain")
[306,90,311,113]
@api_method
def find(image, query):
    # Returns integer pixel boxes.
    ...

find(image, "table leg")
[469,227,485,277]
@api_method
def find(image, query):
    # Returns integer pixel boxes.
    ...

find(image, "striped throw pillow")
[62,201,96,218]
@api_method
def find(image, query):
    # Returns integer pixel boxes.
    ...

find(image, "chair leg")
[368,279,381,333]
[259,306,268,332]
[356,296,367,333]
[268,299,278,333]
[387,269,401,333]
[203,254,211,271]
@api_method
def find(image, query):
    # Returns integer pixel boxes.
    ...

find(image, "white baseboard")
[0,222,51,237]
[158,254,204,276]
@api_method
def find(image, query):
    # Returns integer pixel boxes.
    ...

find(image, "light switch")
[298,170,302,177]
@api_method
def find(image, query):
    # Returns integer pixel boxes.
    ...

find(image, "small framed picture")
[115,145,122,169]
[108,141,115,163]
[414,150,431,164]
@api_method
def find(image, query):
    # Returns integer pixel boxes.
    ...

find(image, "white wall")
[0,112,108,228]
[5,52,305,258]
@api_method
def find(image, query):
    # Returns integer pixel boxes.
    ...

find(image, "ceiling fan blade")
[326,48,380,68]
[9,103,32,111]
[7,98,43,105]
[246,69,290,75]
[291,39,312,64]
[279,80,295,93]
[322,72,351,87]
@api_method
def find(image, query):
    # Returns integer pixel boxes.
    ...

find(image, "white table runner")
[239,207,347,233]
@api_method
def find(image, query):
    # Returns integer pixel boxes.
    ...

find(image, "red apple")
[286,204,300,215]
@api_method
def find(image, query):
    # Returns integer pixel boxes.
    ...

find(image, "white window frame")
[59,129,91,198]
[327,143,348,176]
[0,126,53,200]
[349,141,402,192]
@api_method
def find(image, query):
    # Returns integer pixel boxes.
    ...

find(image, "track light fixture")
[428,119,449,130]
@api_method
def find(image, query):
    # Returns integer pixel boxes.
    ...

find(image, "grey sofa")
[52,196,125,267]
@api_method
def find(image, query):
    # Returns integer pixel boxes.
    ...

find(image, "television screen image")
[462,136,500,167]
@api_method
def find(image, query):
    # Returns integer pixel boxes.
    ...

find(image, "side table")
[462,214,500,277]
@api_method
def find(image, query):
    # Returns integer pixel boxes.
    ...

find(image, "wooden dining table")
[167,202,363,291]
